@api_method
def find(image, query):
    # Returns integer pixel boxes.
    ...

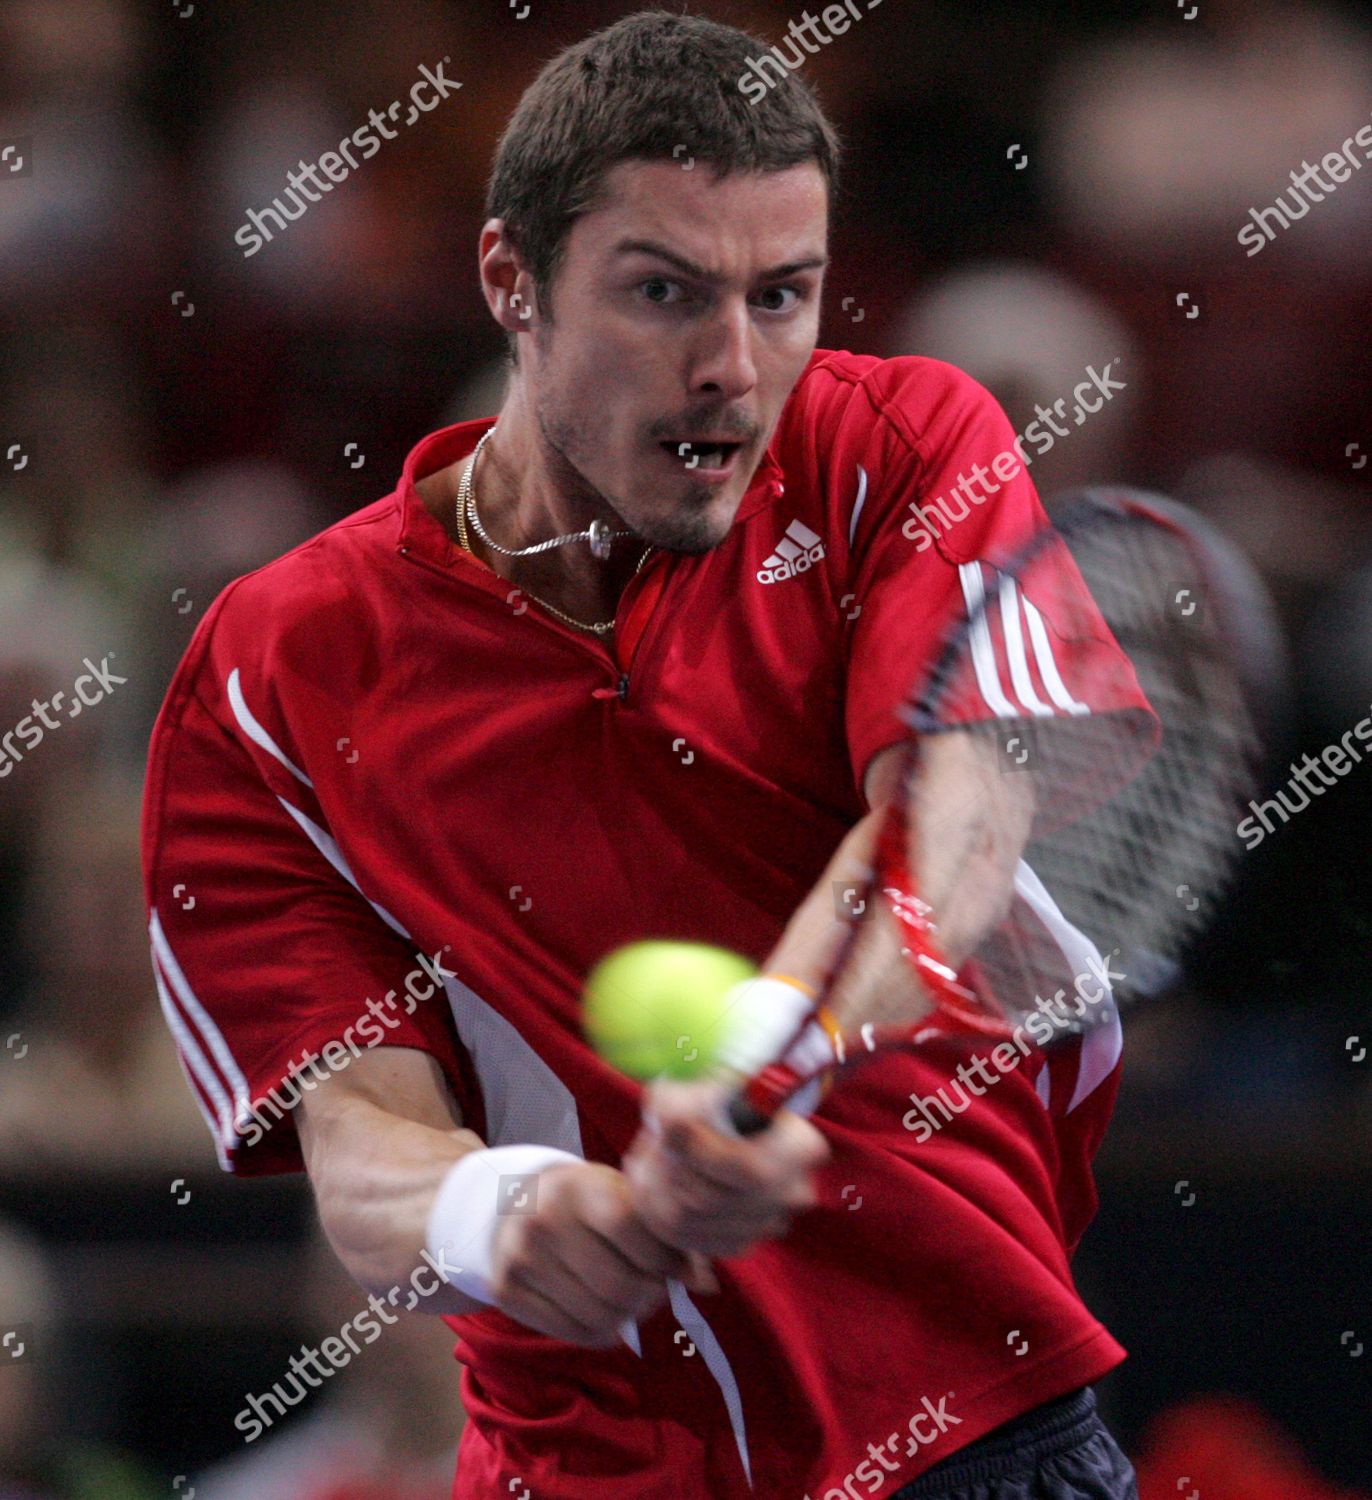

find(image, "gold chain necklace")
[455,446,652,637]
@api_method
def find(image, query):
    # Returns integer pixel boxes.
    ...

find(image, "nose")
[690,298,757,403]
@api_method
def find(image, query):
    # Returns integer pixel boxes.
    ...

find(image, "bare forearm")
[300,1092,488,1316]
[296,1048,711,1344]
[763,733,1034,1015]
[764,804,885,992]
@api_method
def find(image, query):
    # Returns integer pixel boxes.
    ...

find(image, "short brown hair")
[485,9,842,355]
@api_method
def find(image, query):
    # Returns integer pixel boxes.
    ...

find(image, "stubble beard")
[536,401,731,557]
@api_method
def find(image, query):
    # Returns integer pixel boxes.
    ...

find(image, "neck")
[421,393,647,625]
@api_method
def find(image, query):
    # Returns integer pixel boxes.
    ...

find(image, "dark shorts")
[889,1387,1138,1500]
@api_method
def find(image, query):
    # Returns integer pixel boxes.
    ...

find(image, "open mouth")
[660,440,744,472]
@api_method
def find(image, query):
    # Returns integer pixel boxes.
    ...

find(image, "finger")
[651,1211,793,1259]
[655,1108,829,1196]
[492,1188,668,1331]
[645,1078,829,1168]
[577,1182,697,1280]
[500,1266,627,1348]
[506,1250,668,1345]
[631,1153,816,1232]
[628,1157,803,1253]
[653,1144,822,1215]
[623,1133,774,1224]
[548,1221,676,1323]
[681,1251,719,1295]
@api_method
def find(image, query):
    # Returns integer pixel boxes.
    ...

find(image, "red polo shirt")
[143,350,1148,1499]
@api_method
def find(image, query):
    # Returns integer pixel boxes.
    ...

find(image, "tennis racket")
[722,486,1270,1135]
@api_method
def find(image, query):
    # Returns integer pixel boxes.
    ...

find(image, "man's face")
[520,159,828,553]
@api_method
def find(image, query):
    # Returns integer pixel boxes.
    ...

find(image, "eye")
[640,277,686,305]
[754,286,802,313]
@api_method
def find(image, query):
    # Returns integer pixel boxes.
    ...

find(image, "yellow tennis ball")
[583,940,757,1080]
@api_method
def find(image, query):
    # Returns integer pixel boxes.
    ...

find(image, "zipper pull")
[592,674,630,702]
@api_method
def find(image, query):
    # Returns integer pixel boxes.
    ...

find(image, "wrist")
[424,1144,584,1304]
[713,974,815,1076]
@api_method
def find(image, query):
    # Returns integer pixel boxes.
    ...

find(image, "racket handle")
[725,1060,800,1135]
[726,1093,773,1137]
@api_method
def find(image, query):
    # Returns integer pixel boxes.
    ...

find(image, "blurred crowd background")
[2,0,1370,1495]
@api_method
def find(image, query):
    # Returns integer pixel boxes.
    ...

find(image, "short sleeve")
[141,596,469,1177]
[840,362,1047,802]
[837,360,1150,805]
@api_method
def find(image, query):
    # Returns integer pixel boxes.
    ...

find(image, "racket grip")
[726,1093,772,1137]
[724,1060,801,1135]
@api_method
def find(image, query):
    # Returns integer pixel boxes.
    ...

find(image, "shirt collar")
[395,417,785,566]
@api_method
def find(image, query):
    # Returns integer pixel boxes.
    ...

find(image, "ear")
[479,219,539,337]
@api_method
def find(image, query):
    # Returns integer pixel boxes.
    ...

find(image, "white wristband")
[714,975,816,1077]
[424,1144,583,1305]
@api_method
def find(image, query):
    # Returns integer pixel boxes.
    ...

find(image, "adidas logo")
[757,519,826,584]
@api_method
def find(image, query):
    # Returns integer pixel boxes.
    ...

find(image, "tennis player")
[143,12,1142,1498]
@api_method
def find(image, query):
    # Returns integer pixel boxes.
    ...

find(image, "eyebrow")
[613,238,829,282]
